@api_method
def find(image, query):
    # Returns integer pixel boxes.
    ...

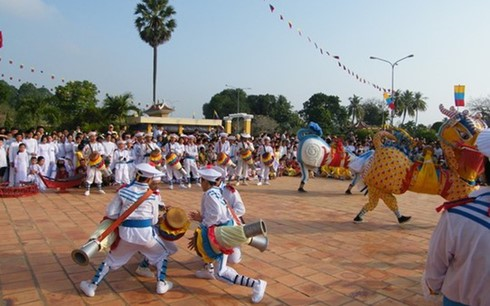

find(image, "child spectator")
[14,143,30,186]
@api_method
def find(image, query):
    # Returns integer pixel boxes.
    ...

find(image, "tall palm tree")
[135,0,177,104]
[413,92,427,125]
[347,95,364,125]
[397,90,415,124]
[102,93,141,126]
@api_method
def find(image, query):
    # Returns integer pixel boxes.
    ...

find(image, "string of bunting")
[0,56,65,91]
[264,1,389,94]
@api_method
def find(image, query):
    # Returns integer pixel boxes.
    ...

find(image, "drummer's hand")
[188,210,202,222]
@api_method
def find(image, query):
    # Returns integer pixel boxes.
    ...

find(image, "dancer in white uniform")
[79,163,173,297]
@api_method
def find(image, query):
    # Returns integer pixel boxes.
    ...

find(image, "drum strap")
[224,200,242,225]
[96,189,153,243]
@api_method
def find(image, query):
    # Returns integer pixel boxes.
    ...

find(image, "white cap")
[88,131,97,137]
[228,135,236,141]
[135,132,144,138]
[263,136,271,142]
[219,132,228,138]
[169,133,179,139]
[241,133,251,139]
[135,163,164,178]
[145,133,153,138]
[188,135,196,140]
[477,129,490,157]
[180,134,188,138]
[117,140,125,145]
[198,166,225,182]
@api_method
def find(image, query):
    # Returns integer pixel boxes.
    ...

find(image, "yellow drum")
[240,149,253,165]
[261,152,274,166]
[157,207,190,241]
[217,152,232,167]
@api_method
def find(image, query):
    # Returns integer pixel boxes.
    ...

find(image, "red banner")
[0,31,3,48]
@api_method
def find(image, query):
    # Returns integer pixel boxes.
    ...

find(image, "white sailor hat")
[88,131,97,137]
[135,163,164,179]
[144,133,153,138]
[180,134,188,138]
[228,135,236,141]
[240,133,251,139]
[117,140,125,145]
[188,134,196,140]
[219,132,228,138]
[169,133,179,139]
[263,136,271,142]
[198,166,225,182]
[135,132,144,138]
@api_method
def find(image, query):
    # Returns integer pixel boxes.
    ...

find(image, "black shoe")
[353,215,363,223]
[398,216,411,224]
[298,187,306,193]
[345,189,352,195]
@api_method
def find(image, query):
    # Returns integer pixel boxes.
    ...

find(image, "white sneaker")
[135,266,154,278]
[98,189,105,194]
[236,181,240,186]
[251,280,267,304]
[257,181,262,186]
[169,184,173,190]
[265,181,270,185]
[197,182,201,187]
[80,280,97,297]
[195,269,215,279]
[179,183,188,189]
[84,190,90,196]
[188,183,191,188]
[156,280,173,294]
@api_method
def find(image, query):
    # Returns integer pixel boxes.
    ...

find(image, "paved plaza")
[0,176,443,306]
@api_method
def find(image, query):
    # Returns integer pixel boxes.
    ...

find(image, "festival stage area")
[0,177,442,305]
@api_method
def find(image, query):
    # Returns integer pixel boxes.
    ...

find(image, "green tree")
[135,0,177,104]
[52,80,99,130]
[0,80,17,107]
[299,93,348,134]
[413,92,427,125]
[347,94,364,125]
[468,95,490,124]
[14,83,60,129]
[247,94,302,132]
[202,88,250,119]
[102,93,141,127]
[396,90,415,124]
[252,115,279,135]
[361,99,388,127]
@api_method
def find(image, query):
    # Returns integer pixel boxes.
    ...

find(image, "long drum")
[261,152,274,166]
[166,153,183,170]
[240,149,254,165]
[71,219,117,266]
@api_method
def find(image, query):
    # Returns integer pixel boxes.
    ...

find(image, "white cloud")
[0,0,58,20]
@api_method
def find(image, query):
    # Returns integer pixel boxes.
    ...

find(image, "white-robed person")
[236,133,254,186]
[79,163,174,297]
[113,140,131,185]
[14,143,30,186]
[142,133,159,163]
[189,166,267,304]
[256,136,274,186]
[82,131,107,196]
[183,134,201,188]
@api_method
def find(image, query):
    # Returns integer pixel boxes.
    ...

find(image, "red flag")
[388,103,395,110]
[0,31,3,48]
[269,4,275,12]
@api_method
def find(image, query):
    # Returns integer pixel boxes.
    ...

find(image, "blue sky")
[0,0,489,125]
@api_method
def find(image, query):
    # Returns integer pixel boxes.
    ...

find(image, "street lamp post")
[225,84,251,133]
[369,54,414,125]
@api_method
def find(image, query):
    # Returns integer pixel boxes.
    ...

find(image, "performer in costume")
[256,136,274,186]
[422,129,490,306]
[183,135,201,188]
[221,182,246,264]
[188,166,267,304]
[82,131,107,196]
[236,133,255,186]
[163,134,188,190]
[79,163,174,297]
[142,133,159,163]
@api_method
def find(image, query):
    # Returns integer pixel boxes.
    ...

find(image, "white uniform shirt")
[0,146,7,168]
[257,144,274,157]
[105,182,159,245]
[82,142,106,159]
[423,187,490,305]
[201,186,232,227]
[102,141,117,159]
[184,144,199,159]
[23,138,38,157]
[215,140,231,155]
[221,184,245,218]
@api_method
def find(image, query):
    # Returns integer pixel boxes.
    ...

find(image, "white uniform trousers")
[114,163,130,185]
[183,158,200,181]
[86,167,103,185]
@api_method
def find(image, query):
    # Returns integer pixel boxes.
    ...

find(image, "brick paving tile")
[1,176,446,305]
